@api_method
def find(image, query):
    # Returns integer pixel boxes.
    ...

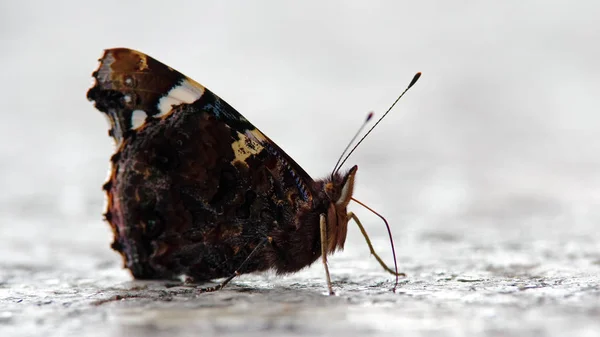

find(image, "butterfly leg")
[320,213,335,295]
[348,212,406,277]
[197,237,271,294]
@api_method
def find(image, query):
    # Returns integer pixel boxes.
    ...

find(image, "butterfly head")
[322,165,357,253]
[325,165,357,207]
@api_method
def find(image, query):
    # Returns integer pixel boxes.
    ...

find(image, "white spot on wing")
[96,51,116,84]
[131,110,147,130]
[156,79,205,117]
[103,166,112,214]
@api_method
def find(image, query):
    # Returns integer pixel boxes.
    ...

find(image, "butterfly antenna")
[351,197,400,291]
[335,72,421,175]
[331,112,374,178]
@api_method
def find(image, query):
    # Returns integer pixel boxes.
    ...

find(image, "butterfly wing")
[87,48,317,280]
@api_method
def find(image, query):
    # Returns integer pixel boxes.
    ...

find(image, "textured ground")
[1,207,599,337]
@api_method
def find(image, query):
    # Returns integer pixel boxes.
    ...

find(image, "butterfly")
[87,48,419,295]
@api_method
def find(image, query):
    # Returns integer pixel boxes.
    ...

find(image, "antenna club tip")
[408,72,421,89]
[366,111,374,122]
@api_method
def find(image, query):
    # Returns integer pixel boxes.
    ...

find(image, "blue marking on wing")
[263,142,310,201]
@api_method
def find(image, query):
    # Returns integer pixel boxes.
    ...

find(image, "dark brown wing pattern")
[87,49,328,281]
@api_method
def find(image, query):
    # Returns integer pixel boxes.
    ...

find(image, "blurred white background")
[1,0,599,255]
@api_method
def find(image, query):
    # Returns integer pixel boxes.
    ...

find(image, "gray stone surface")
[1,213,599,337]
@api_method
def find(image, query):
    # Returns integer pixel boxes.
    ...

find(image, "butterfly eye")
[324,182,335,199]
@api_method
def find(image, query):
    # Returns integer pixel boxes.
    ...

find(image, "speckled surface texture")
[2,212,599,336]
